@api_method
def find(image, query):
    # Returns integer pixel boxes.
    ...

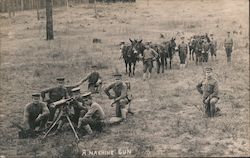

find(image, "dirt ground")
[0,0,249,157]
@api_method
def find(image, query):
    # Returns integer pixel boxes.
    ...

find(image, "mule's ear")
[129,38,133,43]
[139,39,143,43]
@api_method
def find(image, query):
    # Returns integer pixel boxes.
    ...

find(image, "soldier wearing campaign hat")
[178,36,188,69]
[196,67,220,117]
[23,93,50,131]
[77,65,102,93]
[77,92,106,135]
[41,77,69,121]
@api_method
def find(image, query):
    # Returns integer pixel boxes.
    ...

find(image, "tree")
[46,0,54,40]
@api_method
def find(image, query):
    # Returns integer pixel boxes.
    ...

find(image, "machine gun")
[43,97,79,141]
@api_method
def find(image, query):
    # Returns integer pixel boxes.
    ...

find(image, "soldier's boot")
[148,73,151,79]
[83,124,93,135]
[121,108,128,120]
[143,73,147,81]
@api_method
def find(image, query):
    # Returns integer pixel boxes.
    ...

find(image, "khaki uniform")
[41,86,69,121]
[143,48,158,73]
[224,37,233,62]
[82,72,102,93]
[197,77,219,117]
[79,102,106,132]
[104,81,129,117]
[23,102,50,130]
[202,42,210,63]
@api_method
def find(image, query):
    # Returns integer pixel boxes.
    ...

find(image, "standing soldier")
[196,67,220,117]
[202,38,210,63]
[104,72,132,120]
[195,38,203,65]
[23,93,50,131]
[224,31,234,63]
[209,34,217,61]
[41,77,69,121]
[78,65,102,93]
[77,92,106,135]
[142,42,158,80]
[178,36,188,69]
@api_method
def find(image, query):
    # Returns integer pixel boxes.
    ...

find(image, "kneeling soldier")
[196,67,219,117]
[104,72,132,120]
[23,93,50,131]
[77,92,106,135]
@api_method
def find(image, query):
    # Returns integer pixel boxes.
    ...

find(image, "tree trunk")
[36,0,40,20]
[21,0,24,11]
[46,0,54,40]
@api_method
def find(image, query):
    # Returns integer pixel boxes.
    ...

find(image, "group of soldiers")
[21,32,231,139]
[23,65,132,137]
[182,31,234,68]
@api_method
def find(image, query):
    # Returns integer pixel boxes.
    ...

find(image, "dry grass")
[0,0,249,157]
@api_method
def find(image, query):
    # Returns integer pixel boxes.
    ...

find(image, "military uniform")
[23,94,50,130]
[209,34,217,59]
[142,47,158,74]
[195,40,203,65]
[224,33,233,63]
[70,87,88,124]
[196,68,219,117]
[202,41,210,63]
[178,41,188,68]
[104,79,130,118]
[78,92,106,133]
[41,78,69,121]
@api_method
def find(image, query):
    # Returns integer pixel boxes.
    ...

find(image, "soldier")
[41,77,69,121]
[196,67,220,117]
[78,65,102,93]
[224,31,234,63]
[194,38,203,65]
[70,87,88,125]
[178,36,188,69]
[53,87,88,134]
[104,72,132,120]
[23,93,50,131]
[202,38,210,63]
[77,92,106,135]
[142,42,158,80]
[209,34,217,61]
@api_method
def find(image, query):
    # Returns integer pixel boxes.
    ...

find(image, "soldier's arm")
[36,102,50,122]
[104,83,115,98]
[115,83,128,102]
[209,81,219,99]
[83,105,97,119]
[23,104,30,129]
[196,81,203,94]
[41,87,53,100]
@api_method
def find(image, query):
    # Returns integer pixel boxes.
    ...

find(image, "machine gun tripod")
[43,98,79,141]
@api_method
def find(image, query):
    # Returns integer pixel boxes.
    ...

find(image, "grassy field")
[0,0,249,157]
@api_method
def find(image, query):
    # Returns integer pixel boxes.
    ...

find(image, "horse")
[121,39,144,76]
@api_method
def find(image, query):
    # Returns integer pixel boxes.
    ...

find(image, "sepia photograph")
[0,0,249,157]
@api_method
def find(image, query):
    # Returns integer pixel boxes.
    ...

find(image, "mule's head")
[170,37,177,52]
[129,38,144,57]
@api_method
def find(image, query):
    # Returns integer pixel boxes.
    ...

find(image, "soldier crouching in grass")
[196,67,220,117]
[104,72,133,120]
[77,92,106,135]
[23,93,50,131]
